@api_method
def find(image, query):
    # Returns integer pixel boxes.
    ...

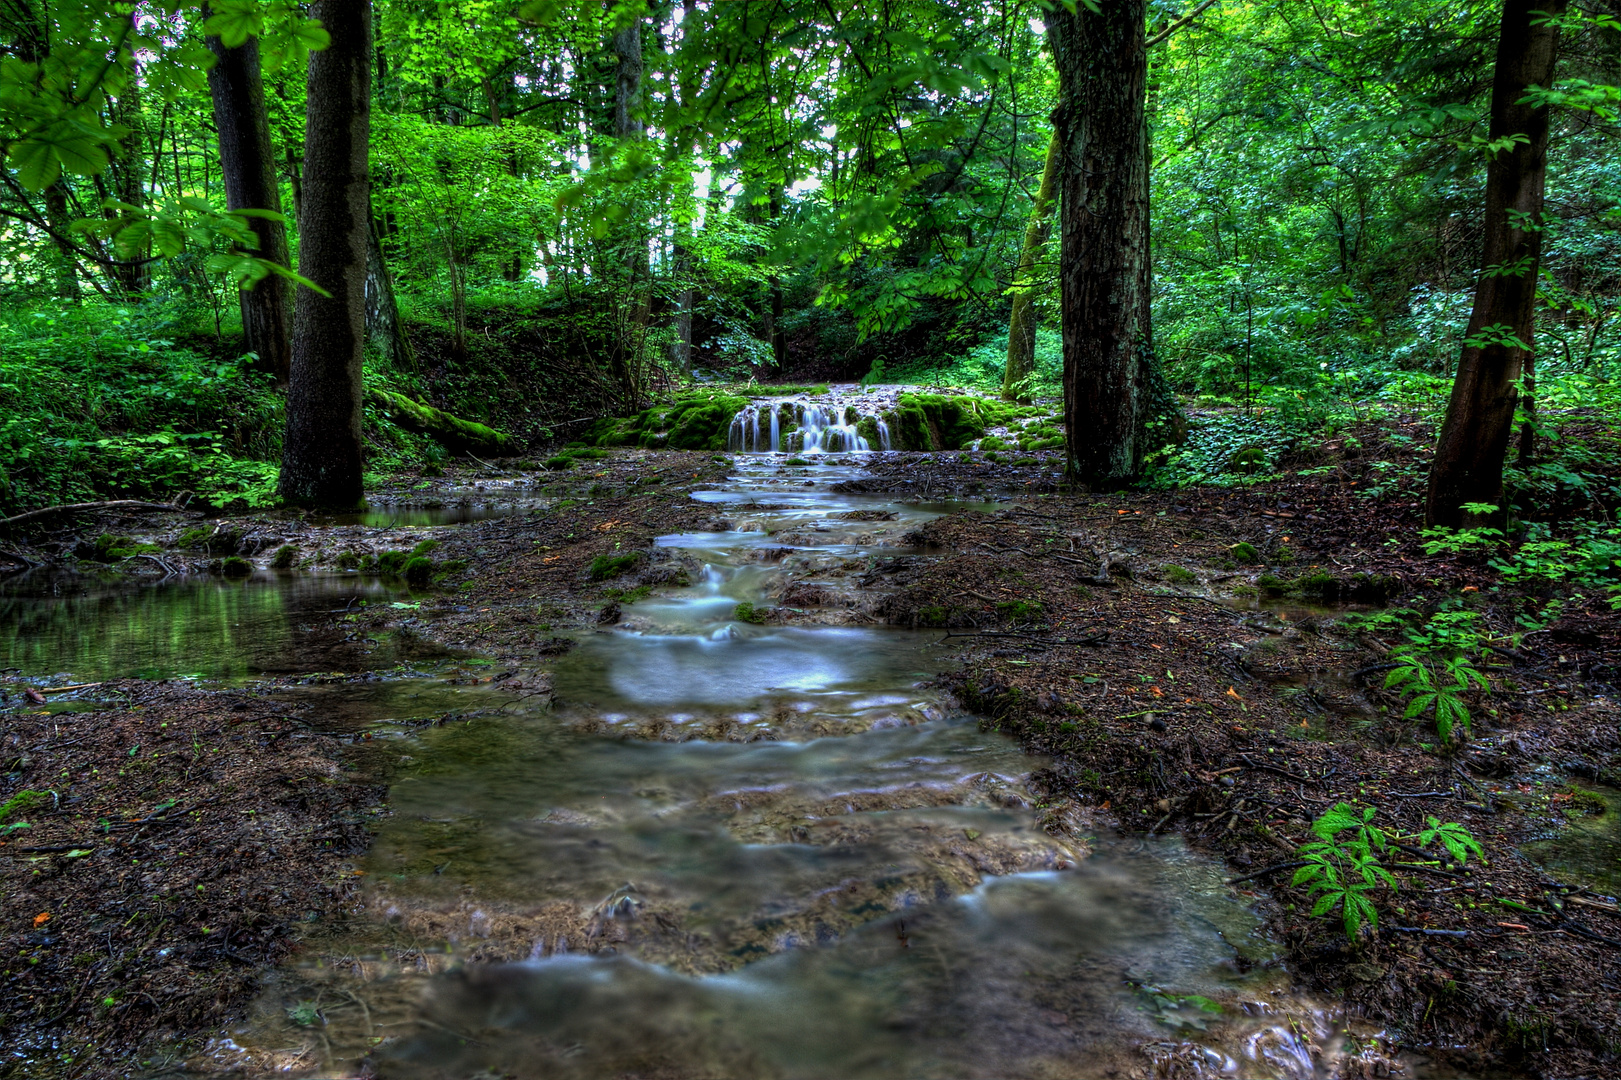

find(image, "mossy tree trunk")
[1002,132,1060,403]
[280,0,371,508]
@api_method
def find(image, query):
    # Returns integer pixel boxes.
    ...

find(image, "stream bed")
[11,457,1380,1078]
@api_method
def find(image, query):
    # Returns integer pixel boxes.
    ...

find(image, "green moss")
[544,455,575,470]
[1163,564,1197,584]
[368,389,517,456]
[410,539,441,557]
[1229,542,1261,564]
[377,550,411,574]
[1013,457,1038,467]
[1229,445,1269,474]
[403,556,435,586]
[917,605,948,627]
[733,601,767,624]
[89,534,160,560]
[176,526,212,550]
[855,416,880,447]
[784,457,810,466]
[270,545,298,569]
[978,435,1009,452]
[588,553,639,581]
[996,599,1044,621]
[219,556,252,578]
[335,551,362,570]
[0,790,48,825]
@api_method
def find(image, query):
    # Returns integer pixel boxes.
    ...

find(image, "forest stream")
[4,453,1406,1080]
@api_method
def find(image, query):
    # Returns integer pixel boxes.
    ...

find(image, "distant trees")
[279,0,373,508]
[1046,0,1154,487]
[1426,0,1567,528]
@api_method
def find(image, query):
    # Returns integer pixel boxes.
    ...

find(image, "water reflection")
[0,572,452,681]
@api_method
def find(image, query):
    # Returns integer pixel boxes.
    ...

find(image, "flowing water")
[9,456,1386,1077]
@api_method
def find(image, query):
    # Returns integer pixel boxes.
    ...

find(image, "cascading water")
[728,398,891,454]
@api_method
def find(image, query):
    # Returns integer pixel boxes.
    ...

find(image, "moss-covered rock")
[369,389,517,456]
[590,392,749,451]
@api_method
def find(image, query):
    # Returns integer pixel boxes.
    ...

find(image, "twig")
[38,683,101,695]
[0,499,199,529]
[464,451,506,474]
[1389,925,1469,938]
[1224,860,1308,885]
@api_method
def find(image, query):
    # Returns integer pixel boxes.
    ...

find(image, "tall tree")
[1047,0,1154,486]
[1001,132,1059,403]
[205,7,293,383]
[280,0,372,507]
[1425,0,1566,528]
[606,0,649,403]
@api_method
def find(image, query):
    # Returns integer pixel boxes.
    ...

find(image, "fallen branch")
[1224,860,1308,886]
[0,499,198,530]
[1390,925,1469,938]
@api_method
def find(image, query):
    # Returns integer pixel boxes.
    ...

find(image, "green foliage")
[733,601,767,624]
[0,303,287,512]
[1292,804,1483,943]
[0,790,49,832]
[1385,652,1488,744]
[1293,803,1396,941]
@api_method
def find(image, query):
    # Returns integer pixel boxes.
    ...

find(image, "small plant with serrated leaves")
[1293,803,1396,940]
[1384,650,1488,743]
[1414,815,1484,869]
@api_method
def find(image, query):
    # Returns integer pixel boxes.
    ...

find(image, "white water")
[727,398,891,454]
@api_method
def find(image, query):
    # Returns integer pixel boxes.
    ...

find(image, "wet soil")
[3,418,1618,1078]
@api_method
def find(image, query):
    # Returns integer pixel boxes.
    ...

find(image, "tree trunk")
[42,181,81,301]
[1002,132,1060,403]
[608,0,649,404]
[280,0,372,508]
[1425,0,1564,529]
[205,8,293,384]
[1047,0,1154,487]
[108,13,150,298]
[366,209,416,373]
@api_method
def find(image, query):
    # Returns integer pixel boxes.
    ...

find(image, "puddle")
[1522,785,1621,896]
[0,572,457,682]
[315,501,545,527]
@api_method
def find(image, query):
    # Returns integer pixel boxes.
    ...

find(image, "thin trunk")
[206,6,293,383]
[280,0,372,508]
[1002,132,1060,403]
[608,0,649,404]
[42,182,81,301]
[108,13,150,298]
[366,209,416,373]
[1425,0,1564,528]
[1047,0,1154,486]
[767,184,785,373]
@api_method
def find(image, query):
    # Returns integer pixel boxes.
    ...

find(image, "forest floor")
[3,418,1619,1078]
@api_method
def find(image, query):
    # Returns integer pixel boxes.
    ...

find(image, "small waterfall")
[798,403,869,454]
[727,397,889,454]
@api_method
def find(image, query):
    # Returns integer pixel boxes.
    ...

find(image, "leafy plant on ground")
[1294,804,1483,941]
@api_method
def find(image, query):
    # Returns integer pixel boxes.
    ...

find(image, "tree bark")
[1002,132,1060,403]
[366,208,416,373]
[1047,0,1154,487]
[1425,0,1564,529]
[205,9,293,384]
[279,0,372,508]
[608,0,649,404]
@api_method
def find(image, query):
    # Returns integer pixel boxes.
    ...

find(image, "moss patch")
[369,389,518,456]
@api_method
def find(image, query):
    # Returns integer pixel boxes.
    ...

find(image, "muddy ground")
[3,425,1619,1078]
